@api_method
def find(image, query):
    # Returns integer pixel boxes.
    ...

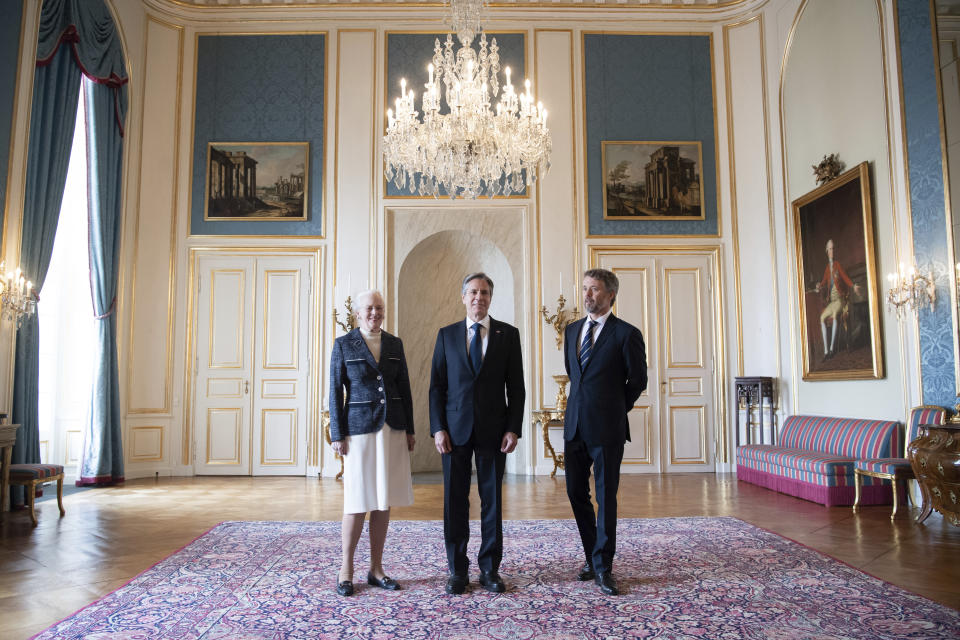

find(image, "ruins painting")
[205,142,308,220]
[602,141,703,220]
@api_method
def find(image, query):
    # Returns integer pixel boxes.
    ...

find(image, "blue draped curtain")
[11,45,82,502]
[12,0,127,496]
[79,79,126,485]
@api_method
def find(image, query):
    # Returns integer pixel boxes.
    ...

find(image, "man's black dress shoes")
[595,571,619,596]
[576,562,595,582]
[367,573,401,590]
[445,574,468,595]
[478,571,506,593]
[336,580,354,596]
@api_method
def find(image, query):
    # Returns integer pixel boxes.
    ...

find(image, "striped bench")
[9,463,65,526]
[736,415,902,507]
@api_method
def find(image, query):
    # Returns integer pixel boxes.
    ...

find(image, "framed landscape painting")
[601,141,705,221]
[792,161,883,381]
[205,142,308,221]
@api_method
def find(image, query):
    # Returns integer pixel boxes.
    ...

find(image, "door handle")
[244,381,250,395]
[660,381,666,394]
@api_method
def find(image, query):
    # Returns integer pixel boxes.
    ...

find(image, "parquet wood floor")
[1,473,958,639]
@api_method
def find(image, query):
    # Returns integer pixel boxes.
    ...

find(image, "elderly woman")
[328,290,415,596]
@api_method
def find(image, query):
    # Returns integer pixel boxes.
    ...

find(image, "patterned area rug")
[34,517,960,639]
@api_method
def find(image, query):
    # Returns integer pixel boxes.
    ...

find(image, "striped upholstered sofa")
[736,415,902,506]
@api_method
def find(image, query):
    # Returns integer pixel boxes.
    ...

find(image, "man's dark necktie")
[470,322,483,373]
[579,320,598,368]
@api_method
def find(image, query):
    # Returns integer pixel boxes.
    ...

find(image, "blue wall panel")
[0,0,24,237]
[897,1,958,407]
[191,34,325,236]
[584,33,718,237]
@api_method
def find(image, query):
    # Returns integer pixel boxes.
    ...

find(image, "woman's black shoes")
[338,572,400,594]
[367,572,401,590]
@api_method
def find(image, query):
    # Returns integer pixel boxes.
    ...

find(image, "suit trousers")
[441,438,506,576]
[564,435,624,575]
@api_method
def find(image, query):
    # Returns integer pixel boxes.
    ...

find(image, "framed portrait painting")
[205,142,308,221]
[601,141,705,221]
[792,161,884,380]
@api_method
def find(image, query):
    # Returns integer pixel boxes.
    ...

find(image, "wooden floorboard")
[1,472,958,639]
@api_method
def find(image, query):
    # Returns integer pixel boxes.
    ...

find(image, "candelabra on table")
[322,296,357,481]
[536,294,578,476]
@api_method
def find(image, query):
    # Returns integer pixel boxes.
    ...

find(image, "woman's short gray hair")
[461,272,494,295]
[353,289,384,309]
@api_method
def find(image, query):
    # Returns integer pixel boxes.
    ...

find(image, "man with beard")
[563,268,647,596]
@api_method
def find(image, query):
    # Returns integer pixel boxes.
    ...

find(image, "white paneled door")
[193,253,314,476]
[596,250,718,473]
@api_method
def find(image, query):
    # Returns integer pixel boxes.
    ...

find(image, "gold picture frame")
[792,161,884,380]
[601,140,705,221]
[204,142,308,221]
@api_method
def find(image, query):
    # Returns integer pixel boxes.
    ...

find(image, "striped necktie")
[579,320,598,368]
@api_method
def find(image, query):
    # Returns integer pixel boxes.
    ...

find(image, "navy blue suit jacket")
[429,318,525,448]
[563,314,647,446]
[328,328,415,442]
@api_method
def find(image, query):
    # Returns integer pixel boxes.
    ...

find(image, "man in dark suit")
[430,273,525,595]
[564,268,647,596]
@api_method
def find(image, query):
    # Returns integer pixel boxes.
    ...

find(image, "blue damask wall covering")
[897,1,958,408]
[0,0,24,235]
[191,34,325,236]
[584,33,717,237]
[384,31,525,198]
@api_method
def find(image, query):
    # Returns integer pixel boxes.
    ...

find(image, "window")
[37,85,97,470]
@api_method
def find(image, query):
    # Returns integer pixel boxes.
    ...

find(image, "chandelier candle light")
[0,261,36,326]
[885,262,936,318]
[383,0,551,199]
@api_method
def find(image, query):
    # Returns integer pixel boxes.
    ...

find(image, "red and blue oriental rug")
[32,517,960,639]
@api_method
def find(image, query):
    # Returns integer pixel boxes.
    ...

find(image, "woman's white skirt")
[342,424,414,514]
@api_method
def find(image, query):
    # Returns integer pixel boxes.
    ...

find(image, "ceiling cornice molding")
[158,0,749,7]
[142,0,767,27]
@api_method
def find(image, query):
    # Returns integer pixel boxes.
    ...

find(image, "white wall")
[776,0,910,421]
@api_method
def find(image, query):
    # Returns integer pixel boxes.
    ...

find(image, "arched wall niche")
[387,207,529,473]
[780,0,906,417]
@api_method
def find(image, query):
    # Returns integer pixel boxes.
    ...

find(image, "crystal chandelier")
[886,262,936,318]
[383,0,551,199]
[0,262,36,327]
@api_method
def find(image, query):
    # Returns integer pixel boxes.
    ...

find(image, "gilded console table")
[0,424,20,521]
[909,423,960,526]
[533,409,565,477]
[320,411,344,481]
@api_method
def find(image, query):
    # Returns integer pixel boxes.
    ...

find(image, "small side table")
[0,423,20,521]
[533,410,565,477]
[734,377,775,446]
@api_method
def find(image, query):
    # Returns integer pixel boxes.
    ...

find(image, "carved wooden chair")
[853,405,946,520]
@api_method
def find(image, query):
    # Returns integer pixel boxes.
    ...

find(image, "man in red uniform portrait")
[815,238,861,359]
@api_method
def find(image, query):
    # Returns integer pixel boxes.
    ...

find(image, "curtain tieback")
[94,297,116,320]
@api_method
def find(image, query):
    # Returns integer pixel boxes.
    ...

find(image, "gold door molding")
[590,245,726,468]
